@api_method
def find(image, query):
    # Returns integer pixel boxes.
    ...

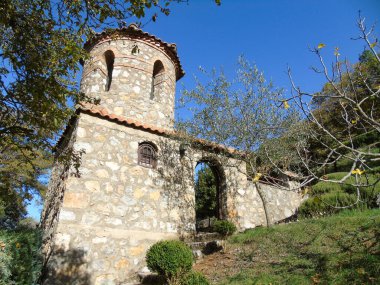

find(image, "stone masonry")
[40,24,305,284]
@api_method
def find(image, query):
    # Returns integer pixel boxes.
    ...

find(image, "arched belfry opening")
[194,159,227,232]
[151,60,165,99]
[104,50,115,91]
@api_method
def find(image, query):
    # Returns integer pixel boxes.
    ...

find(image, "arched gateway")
[194,158,227,231]
[40,24,304,284]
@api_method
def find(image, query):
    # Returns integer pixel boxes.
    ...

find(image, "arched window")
[138,142,157,168]
[151,60,165,99]
[104,50,115,91]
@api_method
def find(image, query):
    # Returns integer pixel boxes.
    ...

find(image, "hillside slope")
[194,209,380,285]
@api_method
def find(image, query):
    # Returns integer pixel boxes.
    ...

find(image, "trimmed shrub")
[146,240,193,281]
[181,270,210,285]
[213,220,237,236]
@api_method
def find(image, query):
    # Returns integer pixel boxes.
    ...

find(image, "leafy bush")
[213,220,237,236]
[181,270,210,285]
[300,170,380,218]
[0,225,42,285]
[298,192,360,218]
[311,180,342,194]
[0,245,12,285]
[146,240,193,281]
[351,130,380,148]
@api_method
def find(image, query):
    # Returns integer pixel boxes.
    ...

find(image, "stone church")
[40,24,304,284]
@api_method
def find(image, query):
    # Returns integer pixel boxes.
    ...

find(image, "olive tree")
[178,56,304,226]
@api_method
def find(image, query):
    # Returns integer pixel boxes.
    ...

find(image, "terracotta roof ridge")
[78,103,241,155]
[55,103,239,156]
[77,103,174,136]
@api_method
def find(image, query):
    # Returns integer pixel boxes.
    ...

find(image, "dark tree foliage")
[195,164,217,220]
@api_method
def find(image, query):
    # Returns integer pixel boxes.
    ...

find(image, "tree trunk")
[255,182,272,227]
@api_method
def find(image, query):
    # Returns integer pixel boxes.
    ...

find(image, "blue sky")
[141,0,379,106]
[27,0,380,220]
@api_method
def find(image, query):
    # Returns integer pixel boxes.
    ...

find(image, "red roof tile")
[78,102,174,136]
[56,103,239,156]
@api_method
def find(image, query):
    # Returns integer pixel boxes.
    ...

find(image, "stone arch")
[103,50,115,91]
[194,157,228,230]
[151,60,165,99]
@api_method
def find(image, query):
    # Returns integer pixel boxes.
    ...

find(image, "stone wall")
[80,38,177,130]
[40,117,79,274]
[236,181,305,229]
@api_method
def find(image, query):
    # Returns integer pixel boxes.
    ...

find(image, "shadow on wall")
[41,248,90,285]
[155,137,242,234]
[155,138,197,235]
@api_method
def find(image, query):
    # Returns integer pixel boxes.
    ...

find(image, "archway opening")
[194,160,226,232]
[151,60,165,99]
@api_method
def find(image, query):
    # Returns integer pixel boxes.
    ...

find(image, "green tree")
[0,149,51,227]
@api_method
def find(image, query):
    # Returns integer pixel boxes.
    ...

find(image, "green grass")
[219,209,380,285]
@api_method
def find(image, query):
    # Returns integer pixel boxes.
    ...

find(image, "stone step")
[194,232,222,242]
[187,239,225,261]
[137,267,166,285]
[182,232,222,243]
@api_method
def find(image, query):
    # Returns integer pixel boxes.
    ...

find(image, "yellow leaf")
[351,119,357,124]
[252,173,262,182]
[317,43,326,49]
[370,42,377,48]
[284,101,290,109]
[352,169,365,175]
[302,187,310,197]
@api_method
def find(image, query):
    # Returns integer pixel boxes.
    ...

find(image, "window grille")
[138,143,157,168]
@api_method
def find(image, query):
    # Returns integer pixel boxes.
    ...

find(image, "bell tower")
[41,25,188,284]
[80,24,184,129]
